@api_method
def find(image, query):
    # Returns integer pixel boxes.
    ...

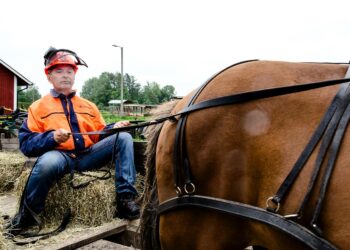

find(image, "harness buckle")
[175,186,183,196]
[266,196,280,213]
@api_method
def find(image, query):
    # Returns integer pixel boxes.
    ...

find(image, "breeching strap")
[158,195,338,250]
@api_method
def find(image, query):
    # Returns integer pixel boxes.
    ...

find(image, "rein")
[4,158,71,245]
[71,76,350,137]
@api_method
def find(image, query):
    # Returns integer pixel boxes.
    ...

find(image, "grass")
[100,110,147,124]
[100,110,148,141]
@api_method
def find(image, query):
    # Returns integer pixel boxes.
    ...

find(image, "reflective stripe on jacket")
[19,90,107,157]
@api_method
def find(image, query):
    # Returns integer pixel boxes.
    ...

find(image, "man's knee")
[118,132,133,145]
[32,151,67,177]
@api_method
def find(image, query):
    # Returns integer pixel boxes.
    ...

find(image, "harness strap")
[70,77,350,138]
[8,209,71,245]
[69,168,112,189]
[172,75,350,193]
[270,83,349,205]
[158,195,338,250]
[311,94,350,233]
[269,67,350,235]
[171,68,350,196]
[5,156,72,244]
[58,150,112,189]
[179,77,350,115]
[173,60,258,194]
[163,62,350,247]
[296,84,350,215]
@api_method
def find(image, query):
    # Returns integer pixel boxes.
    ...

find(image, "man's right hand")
[53,128,70,144]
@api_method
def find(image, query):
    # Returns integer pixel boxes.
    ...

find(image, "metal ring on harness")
[184,182,196,194]
[266,196,280,213]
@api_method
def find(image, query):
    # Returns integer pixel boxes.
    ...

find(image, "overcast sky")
[1,0,350,97]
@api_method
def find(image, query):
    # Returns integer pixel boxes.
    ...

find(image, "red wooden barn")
[0,58,33,112]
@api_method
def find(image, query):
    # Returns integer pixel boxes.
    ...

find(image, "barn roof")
[108,99,134,105]
[0,58,34,86]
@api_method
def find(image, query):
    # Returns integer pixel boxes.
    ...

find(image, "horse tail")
[140,100,179,250]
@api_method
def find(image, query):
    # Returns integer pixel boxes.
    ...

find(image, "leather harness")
[157,61,350,250]
[63,60,350,249]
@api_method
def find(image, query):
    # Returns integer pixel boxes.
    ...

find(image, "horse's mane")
[140,100,179,250]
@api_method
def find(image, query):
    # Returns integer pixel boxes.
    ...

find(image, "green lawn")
[100,110,146,124]
[100,110,148,141]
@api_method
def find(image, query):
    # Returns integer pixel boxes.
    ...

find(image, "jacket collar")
[50,89,76,99]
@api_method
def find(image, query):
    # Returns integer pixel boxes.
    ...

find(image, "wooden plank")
[76,239,137,250]
[105,219,141,249]
[43,221,129,250]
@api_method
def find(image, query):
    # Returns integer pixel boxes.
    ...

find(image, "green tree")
[81,72,114,106]
[160,85,176,102]
[124,74,141,102]
[17,85,41,108]
[81,76,98,101]
[81,71,177,106]
[139,81,162,104]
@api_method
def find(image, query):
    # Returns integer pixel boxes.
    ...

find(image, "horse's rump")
[142,60,350,249]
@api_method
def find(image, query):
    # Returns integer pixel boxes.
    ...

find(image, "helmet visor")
[46,52,78,67]
[44,49,88,68]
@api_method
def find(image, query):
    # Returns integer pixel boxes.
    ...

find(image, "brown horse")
[140,60,350,250]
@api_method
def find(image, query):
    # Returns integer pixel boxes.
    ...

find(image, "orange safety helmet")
[44,47,88,75]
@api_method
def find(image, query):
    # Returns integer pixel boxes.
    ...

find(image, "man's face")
[47,65,76,94]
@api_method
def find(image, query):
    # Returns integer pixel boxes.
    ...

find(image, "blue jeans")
[24,132,137,214]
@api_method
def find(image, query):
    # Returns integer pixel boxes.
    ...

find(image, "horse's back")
[155,60,350,249]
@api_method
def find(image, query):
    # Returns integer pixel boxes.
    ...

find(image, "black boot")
[5,206,37,236]
[116,193,140,220]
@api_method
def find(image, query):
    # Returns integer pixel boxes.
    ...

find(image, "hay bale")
[15,169,145,228]
[0,152,26,194]
[16,168,116,228]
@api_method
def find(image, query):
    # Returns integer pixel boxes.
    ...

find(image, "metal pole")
[112,44,124,116]
[120,46,124,116]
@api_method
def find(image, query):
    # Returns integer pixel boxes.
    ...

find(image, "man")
[7,47,140,235]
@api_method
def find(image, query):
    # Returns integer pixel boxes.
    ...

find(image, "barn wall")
[0,65,14,110]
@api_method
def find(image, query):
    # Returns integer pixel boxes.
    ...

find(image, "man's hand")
[54,128,70,144]
[113,120,130,128]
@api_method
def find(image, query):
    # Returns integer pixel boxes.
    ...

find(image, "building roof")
[0,58,34,86]
[108,99,133,105]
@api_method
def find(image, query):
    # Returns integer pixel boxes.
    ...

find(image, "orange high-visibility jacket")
[19,91,107,157]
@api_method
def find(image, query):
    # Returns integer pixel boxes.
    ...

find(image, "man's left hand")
[113,121,130,128]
